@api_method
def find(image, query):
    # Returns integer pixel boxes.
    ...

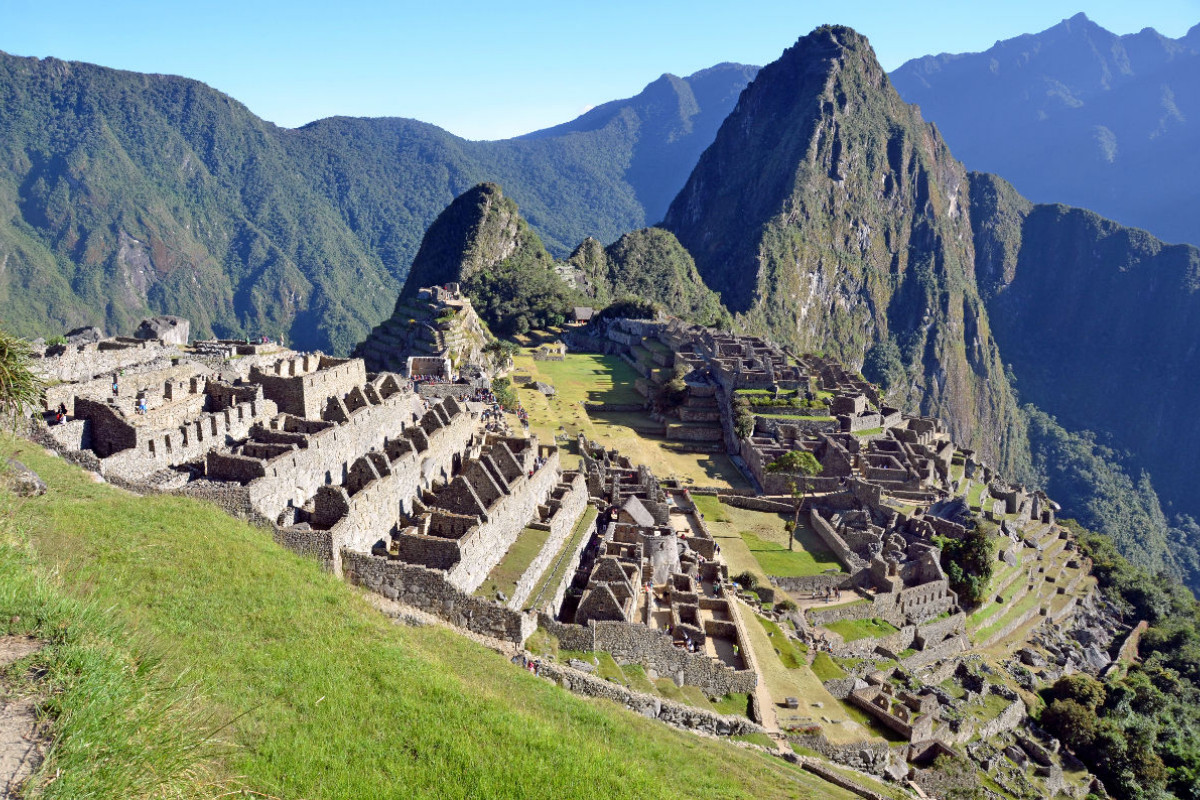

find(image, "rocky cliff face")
[662,26,1027,474]
[970,171,1200,523]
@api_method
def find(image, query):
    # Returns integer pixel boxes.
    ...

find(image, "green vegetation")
[0,51,759,353]
[766,450,821,554]
[491,377,519,410]
[756,615,806,669]
[811,652,846,682]
[691,493,729,523]
[2,440,829,798]
[1026,406,1200,590]
[733,732,776,749]
[740,531,841,577]
[578,228,729,328]
[0,327,45,424]
[1032,526,1200,798]
[731,394,755,439]
[824,618,899,642]
[935,523,995,606]
[475,526,551,601]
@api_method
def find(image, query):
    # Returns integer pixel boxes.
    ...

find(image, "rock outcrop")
[134,315,190,345]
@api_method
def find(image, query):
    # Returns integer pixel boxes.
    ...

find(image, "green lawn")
[757,615,807,669]
[2,439,837,799]
[741,530,842,578]
[691,493,729,523]
[811,652,846,682]
[824,618,899,642]
[475,526,551,601]
[534,352,644,406]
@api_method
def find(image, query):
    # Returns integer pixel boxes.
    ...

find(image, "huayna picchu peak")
[663,25,1027,479]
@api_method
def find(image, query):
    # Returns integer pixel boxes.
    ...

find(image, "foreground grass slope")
[1,440,839,799]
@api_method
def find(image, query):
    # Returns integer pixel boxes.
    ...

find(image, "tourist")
[112,376,119,396]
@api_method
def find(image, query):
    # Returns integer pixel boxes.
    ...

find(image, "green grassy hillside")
[0,439,843,798]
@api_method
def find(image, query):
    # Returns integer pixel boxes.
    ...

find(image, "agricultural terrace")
[506,346,750,490]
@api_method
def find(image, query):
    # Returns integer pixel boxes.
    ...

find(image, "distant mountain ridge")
[891,12,1200,246]
[0,52,755,352]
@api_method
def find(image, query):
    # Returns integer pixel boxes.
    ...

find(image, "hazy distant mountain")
[0,52,754,352]
[891,12,1200,246]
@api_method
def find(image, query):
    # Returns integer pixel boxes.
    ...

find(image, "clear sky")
[2,0,1197,140]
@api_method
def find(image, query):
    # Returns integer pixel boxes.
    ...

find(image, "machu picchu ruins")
[15,291,1123,799]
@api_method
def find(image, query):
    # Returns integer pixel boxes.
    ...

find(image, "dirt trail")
[0,636,45,799]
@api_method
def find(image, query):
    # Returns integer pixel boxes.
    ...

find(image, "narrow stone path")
[0,637,45,799]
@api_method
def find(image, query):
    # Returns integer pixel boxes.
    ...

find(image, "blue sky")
[2,0,1197,139]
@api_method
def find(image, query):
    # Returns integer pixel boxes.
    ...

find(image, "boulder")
[134,316,190,345]
[3,459,46,497]
[64,326,104,345]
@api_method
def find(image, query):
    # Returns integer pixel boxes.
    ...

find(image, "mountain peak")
[399,182,541,298]
[662,25,1024,472]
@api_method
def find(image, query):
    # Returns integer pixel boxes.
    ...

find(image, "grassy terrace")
[741,530,843,578]
[510,350,749,489]
[4,440,835,798]
[691,494,842,585]
[757,615,807,669]
[811,652,846,681]
[475,526,552,601]
[641,337,671,356]
[739,600,871,744]
[526,505,598,610]
[975,582,1046,644]
[824,617,900,642]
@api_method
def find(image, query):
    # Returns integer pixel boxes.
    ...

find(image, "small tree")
[0,327,45,428]
[766,450,821,551]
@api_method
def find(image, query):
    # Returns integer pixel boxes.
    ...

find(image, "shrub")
[733,570,759,590]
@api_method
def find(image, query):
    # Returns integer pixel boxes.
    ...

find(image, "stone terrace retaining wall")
[593,621,757,696]
[343,550,536,643]
[535,659,765,738]
[773,573,854,593]
[786,734,893,775]
[508,472,589,610]
[445,451,562,593]
[539,508,599,616]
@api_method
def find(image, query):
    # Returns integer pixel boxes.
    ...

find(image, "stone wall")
[343,550,536,643]
[540,509,599,616]
[810,509,869,573]
[98,398,278,481]
[250,355,367,418]
[210,389,431,523]
[786,734,893,776]
[593,620,756,696]
[772,573,854,593]
[535,656,766,737]
[33,338,180,384]
[508,472,589,610]
[445,450,562,593]
[537,615,596,652]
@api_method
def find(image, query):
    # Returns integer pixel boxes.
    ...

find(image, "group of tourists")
[810,586,843,602]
